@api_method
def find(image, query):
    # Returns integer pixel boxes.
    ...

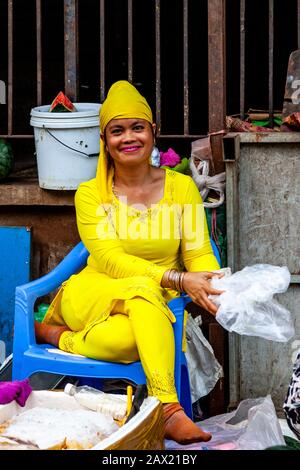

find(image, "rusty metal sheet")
[268,0,274,126]
[155,0,161,133]
[36,0,42,106]
[99,0,106,102]
[240,0,246,120]
[127,0,133,83]
[183,0,189,135]
[208,0,226,174]
[64,0,79,101]
[225,132,300,412]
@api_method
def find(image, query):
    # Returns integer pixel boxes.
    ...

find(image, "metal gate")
[0,0,226,172]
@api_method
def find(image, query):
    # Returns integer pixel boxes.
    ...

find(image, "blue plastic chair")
[12,238,220,419]
[210,238,221,265]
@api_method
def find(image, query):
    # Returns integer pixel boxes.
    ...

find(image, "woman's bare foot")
[34,321,70,347]
[163,403,212,444]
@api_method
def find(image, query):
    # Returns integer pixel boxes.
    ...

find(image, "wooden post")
[208,323,228,415]
[208,0,226,174]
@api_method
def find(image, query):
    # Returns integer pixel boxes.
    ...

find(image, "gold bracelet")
[174,271,181,291]
[167,269,175,289]
[167,269,177,289]
[179,272,185,292]
[166,269,185,292]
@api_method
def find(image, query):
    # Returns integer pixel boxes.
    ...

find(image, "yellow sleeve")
[180,178,220,272]
[75,181,166,283]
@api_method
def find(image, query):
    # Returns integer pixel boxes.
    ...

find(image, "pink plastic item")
[212,442,237,450]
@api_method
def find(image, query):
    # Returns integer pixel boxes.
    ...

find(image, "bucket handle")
[43,126,99,158]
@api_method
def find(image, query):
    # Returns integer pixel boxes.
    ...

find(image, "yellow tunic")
[45,169,219,331]
[44,169,219,402]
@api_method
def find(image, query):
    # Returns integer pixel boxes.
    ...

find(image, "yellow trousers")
[59,297,178,403]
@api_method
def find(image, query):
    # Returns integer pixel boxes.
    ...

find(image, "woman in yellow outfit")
[35,80,223,444]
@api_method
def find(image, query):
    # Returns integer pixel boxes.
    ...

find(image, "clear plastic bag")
[210,264,294,342]
[185,314,223,403]
[165,395,285,450]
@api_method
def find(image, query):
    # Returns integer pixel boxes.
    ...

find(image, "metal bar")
[64,0,79,101]
[100,0,105,102]
[158,134,206,139]
[298,0,300,49]
[36,0,42,106]
[0,135,204,140]
[268,0,274,127]
[8,0,13,136]
[183,0,189,135]
[208,0,226,174]
[223,145,241,408]
[222,135,241,271]
[128,0,133,82]
[155,0,161,134]
[240,0,246,120]
[0,135,34,139]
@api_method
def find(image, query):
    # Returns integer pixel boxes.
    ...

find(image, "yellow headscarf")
[96,80,153,202]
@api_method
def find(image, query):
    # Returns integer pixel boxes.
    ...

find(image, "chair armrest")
[168,294,192,316]
[14,242,89,350]
[168,295,192,356]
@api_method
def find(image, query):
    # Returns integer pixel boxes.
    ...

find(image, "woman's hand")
[182,271,224,316]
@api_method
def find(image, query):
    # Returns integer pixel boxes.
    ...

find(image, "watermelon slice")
[0,138,13,180]
[160,157,190,174]
[49,91,77,112]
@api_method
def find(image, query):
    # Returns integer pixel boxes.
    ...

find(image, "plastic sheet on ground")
[165,395,285,450]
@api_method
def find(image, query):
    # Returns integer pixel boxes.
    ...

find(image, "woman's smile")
[121,145,141,154]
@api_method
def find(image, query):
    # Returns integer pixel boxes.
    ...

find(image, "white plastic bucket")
[30,103,101,190]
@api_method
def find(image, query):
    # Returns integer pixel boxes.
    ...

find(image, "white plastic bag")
[210,264,294,342]
[189,137,226,209]
[185,314,223,403]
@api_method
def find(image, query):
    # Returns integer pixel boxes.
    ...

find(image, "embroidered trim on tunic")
[147,369,177,398]
[144,264,162,280]
[60,331,77,352]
